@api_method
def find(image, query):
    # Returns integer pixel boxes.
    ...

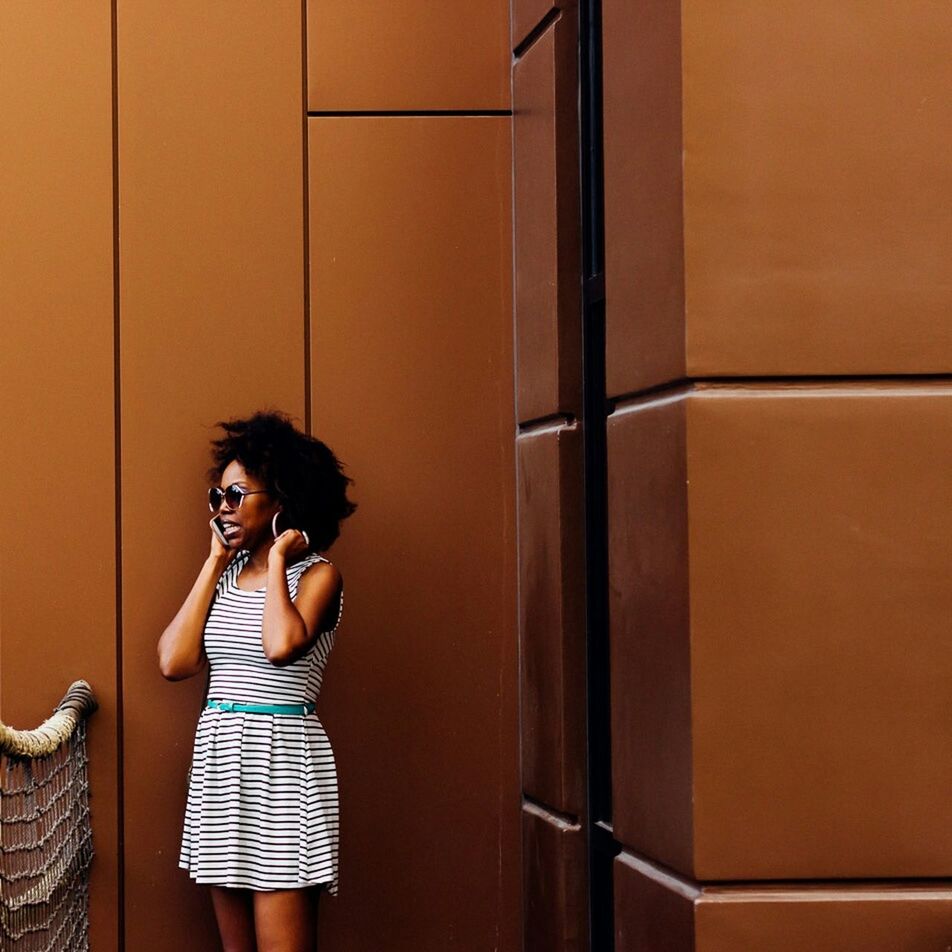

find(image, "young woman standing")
[158,410,357,951]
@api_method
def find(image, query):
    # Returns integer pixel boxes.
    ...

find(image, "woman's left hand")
[269,529,310,562]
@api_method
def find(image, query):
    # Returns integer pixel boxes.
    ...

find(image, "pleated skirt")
[178,707,339,895]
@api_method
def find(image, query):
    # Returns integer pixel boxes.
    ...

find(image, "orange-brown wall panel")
[606,394,693,874]
[511,1,577,51]
[683,2,952,377]
[602,0,684,397]
[307,1,510,111]
[513,12,582,422]
[695,886,952,951]
[689,384,952,878]
[614,853,695,952]
[517,424,586,814]
[0,6,118,951]
[117,2,305,948]
[523,803,589,952]
[616,852,952,952]
[308,114,520,951]
[609,385,952,879]
[604,1,952,394]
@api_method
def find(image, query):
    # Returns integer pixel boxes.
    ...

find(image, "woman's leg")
[210,885,257,952]
[253,884,324,952]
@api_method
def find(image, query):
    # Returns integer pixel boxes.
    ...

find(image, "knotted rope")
[1,680,98,951]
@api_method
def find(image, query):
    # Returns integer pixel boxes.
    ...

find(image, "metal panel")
[603,0,684,397]
[684,2,952,376]
[689,383,952,878]
[610,384,952,878]
[0,6,118,950]
[117,2,305,947]
[307,0,509,111]
[308,114,520,951]
[696,884,952,951]
[614,853,696,952]
[616,851,952,952]
[607,394,694,873]
[604,0,952,392]
[513,12,582,422]
[512,1,576,52]
[524,803,589,952]
[517,424,586,814]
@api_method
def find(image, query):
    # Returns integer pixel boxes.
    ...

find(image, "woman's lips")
[223,524,242,539]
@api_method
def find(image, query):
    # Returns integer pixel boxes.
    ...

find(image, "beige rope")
[0,680,98,758]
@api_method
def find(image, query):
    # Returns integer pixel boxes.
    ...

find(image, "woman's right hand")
[208,516,237,563]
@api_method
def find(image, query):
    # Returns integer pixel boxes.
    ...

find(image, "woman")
[158,410,357,952]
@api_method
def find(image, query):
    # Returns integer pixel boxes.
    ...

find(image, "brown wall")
[1,5,118,948]
[511,3,590,950]
[308,113,518,949]
[1,2,518,950]
[605,1,952,947]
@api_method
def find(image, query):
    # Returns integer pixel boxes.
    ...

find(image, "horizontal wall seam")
[617,848,952,896]
[517,414,578,435]
[616,852,701,901]
[523,795,581,830]
[610,374,952,412]
[307,109,511,117]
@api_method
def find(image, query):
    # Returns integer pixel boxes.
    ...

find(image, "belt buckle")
[220,700,235,712]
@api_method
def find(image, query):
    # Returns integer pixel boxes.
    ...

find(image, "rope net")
[1,681,98,952]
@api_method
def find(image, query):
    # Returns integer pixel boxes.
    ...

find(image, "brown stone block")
[609,384,952,878]
[518,424,586,814]
[513,11,582,422]
[524,802,589,952]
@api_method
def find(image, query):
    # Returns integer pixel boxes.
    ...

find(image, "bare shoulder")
[294,558,343,635]
[297,557,342,591]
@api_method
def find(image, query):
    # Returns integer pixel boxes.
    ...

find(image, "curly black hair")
[206,409,357,553]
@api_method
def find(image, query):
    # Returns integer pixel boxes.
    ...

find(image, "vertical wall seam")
[302,0,312,434]
[110,0,125,947]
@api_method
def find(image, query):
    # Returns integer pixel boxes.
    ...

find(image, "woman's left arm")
[262,535,342,666]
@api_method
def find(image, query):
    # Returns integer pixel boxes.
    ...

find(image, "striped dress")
[178,548,343,894]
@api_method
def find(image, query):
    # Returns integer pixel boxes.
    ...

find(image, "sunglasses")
[208,483,270,513]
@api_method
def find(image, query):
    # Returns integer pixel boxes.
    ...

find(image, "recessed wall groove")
[307,109,512,117]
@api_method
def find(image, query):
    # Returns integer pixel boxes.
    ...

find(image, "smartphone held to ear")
[209,513,310,549]
[210,515,229,546]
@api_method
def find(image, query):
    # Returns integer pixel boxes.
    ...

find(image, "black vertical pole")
[579,0,618,949]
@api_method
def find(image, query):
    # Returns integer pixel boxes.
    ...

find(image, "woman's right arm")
[157,550,231,681]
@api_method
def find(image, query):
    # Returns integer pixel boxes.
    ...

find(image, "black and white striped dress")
[178,548,343,894]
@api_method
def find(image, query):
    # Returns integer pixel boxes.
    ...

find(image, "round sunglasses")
[208,483,270,513]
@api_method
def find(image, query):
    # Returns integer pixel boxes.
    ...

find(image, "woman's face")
[213,459,281,550]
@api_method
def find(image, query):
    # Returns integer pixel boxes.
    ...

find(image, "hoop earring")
[272,510,310,549]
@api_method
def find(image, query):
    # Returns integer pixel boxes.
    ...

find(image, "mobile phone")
[210,515,229,546]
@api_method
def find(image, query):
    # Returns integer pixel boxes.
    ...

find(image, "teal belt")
[207,699,315,715]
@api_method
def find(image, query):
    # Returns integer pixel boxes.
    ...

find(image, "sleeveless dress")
[178,548,344,894]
